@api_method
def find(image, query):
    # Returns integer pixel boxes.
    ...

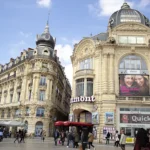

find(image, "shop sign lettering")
[70,96,95,104]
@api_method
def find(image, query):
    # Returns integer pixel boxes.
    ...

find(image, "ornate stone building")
[70,3,150,143]
[0,23,71,136]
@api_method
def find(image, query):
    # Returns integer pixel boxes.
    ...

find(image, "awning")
[54,121,64,126]
[0,120,25,127]
[54,121,93,127]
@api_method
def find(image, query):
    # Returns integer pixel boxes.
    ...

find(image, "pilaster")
[109,54,114,93]
[102,54,108,93]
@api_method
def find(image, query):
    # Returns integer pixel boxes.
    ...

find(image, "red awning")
[54,121,64,126]
[61,121,93,127]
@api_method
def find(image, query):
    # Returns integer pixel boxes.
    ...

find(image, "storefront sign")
[105,112,114,124]
[120,114,150,124]
[126,70,140,74]
[92,112,99,124]
[126,137,134,144]
[70,96,95,104]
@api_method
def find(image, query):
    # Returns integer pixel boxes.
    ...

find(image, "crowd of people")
[53,128,95,150]
[14,129,27,143]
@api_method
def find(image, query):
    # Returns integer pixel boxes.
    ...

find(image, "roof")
[109,2,150,28]
[92,33,108,41]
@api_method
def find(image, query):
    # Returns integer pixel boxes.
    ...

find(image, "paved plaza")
[0,138,134,150]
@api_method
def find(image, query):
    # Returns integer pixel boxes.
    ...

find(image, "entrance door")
[35,121,43,137]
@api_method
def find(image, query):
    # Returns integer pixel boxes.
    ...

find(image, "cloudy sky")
[0,0,150,85]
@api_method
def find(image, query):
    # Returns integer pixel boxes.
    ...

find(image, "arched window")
[119,55,149,96]
[119,55,148,74]
[36,107,44,117]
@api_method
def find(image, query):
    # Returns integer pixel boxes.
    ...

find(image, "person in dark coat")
[14,132,20,143]
[53,129,59,146]
[106,132,110,144]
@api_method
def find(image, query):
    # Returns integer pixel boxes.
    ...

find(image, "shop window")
[76,79,84,97]
[79,58,92,70]
[87,78,93,96]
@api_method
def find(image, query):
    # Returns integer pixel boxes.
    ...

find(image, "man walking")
[53,129,59,146]
[120,130,126,150]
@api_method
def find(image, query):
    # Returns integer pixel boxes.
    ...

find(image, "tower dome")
[109,2,150,28]
[36,22,55,49]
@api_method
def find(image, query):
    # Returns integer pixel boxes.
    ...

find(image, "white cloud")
[55,44,73,85]
[19,31,32,38]
[88,0,134,16]
[36,0,52,8]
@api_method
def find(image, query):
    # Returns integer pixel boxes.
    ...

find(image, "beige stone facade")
[0,24,71,137]
[70,3,150,143]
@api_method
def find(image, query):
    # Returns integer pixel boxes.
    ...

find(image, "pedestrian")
[53,129,59,146]
[20,130,24,143]
[41,130,46,142]
[14,131,20,143]
[88,132,95,150]
[106,132,110,144]
[114,131,119,147]
[119,130,126,150]
[81,130,88,150]
[134,128,150,150]
[74,132,79,148]
[60,130,65,145]
[67,131,74,148]
[9,131,12,138]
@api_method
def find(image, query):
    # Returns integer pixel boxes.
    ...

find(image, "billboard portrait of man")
[119,75,149,96]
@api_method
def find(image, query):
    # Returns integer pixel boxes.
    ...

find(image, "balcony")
[75,69,94,78]
[36,113,44,117]
[0,102,21,108]
[116,96,150,101]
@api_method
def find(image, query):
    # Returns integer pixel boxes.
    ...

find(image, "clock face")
[45,34,50,40]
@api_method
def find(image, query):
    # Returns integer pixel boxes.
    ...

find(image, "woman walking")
[88,132,95,150]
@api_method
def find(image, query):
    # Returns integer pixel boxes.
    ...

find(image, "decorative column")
[102,54,108,93]
[20,76,28,103]
[109,54,114,93]
[84,78,87,96]
[33,74,40,101]
[13,79,18,103]
[46,76,53,101]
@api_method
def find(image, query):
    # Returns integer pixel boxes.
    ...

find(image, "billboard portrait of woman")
[119,75,140,96]
[135,75,149,96]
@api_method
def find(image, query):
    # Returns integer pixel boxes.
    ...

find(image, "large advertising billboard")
[119,75,149,96]
[120,114,150,124]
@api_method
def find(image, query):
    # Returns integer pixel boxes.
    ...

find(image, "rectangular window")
[119,36,145,44]
[119,36,127,44]
[87,78,93,96]
[29,90,31,100]
[40,76,46,85]
[76,79,84,97]
[128,36,136,44]
[17,92,20,101]
[137,37,144,44]
[4,96,6,104]
[10,94,13,103]
[39,90,45,101]
[79,58,92,70]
